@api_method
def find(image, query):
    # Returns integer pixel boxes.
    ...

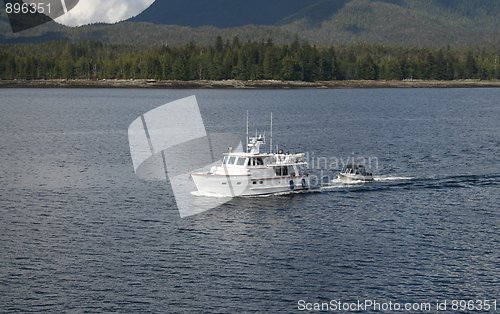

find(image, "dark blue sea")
[1,88,499,313]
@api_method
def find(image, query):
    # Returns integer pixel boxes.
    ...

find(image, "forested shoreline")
[1,37,499,82]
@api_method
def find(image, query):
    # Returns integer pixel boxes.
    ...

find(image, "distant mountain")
[130,0,500,28]
[277,0,350,27]
[130,0,324,27]
[1,0,500,47]
[429,0,500,17]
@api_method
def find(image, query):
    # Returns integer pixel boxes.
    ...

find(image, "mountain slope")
[277,0,350,26]
[130,0,500,29]
[1,0,500,47]
[130,0,319,27]
[288,0,500,46]
[427,0,500,17]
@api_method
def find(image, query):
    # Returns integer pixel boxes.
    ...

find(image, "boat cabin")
[341,164,372,176]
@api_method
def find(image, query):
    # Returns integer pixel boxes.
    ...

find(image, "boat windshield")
[236,157,246,166]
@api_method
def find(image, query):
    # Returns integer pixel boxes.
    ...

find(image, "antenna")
[246,110,249,153]
[270,112,273,154]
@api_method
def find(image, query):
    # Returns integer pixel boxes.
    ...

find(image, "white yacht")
[337,163,374,182]
[191,124,309,197]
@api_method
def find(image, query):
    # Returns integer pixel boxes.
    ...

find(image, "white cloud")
[56,0,155,26]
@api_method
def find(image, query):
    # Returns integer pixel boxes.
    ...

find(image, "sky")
[56,0,155,26]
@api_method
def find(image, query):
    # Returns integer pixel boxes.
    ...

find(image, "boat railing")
[270,153,305,164]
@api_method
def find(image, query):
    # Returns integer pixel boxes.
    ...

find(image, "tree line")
[0,37,499,81]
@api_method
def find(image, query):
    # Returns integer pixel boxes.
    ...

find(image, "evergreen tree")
[0,41,498,81]
[464,51,478,78]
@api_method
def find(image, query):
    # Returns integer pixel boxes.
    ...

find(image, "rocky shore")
[1,79,500,89]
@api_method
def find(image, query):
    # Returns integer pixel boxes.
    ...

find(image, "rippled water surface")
[1,88,499,312]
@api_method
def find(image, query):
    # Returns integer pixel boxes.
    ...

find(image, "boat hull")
[338,173,374,182]
[191,173,309,197]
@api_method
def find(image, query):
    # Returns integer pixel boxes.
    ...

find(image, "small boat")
[191,114,309,197]
[337,163,373,182]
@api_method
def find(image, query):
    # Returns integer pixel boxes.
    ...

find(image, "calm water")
[0,88,499,312]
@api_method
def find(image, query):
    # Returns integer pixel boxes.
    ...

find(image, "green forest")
[0,37,499,81]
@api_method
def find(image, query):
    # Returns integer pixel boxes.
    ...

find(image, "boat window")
[236,158,246,166]
[228,157,236,164]
[274,166,288,176]
[288,166,296,176]
[247,158,264,166]
[223,156,228,164]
